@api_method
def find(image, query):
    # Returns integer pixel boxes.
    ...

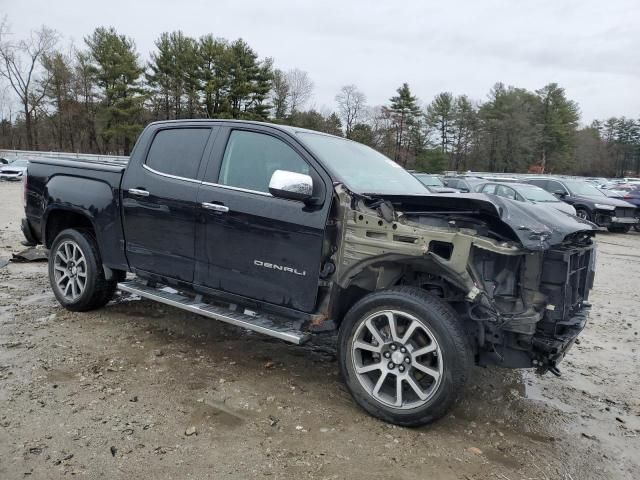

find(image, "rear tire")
[338,287,471,426]
[607,225,631,233]
[48,228,117,311]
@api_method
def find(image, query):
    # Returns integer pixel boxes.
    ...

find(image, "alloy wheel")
[53,240,88,301]
[350,310,443,410]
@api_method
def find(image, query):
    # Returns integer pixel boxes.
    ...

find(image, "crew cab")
[22,120,597,426]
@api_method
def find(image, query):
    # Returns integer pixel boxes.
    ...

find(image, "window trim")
[142,163,202,184]
[143,126,213,182]
[201,179,273,197]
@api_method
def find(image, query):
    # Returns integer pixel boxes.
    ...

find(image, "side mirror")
[554,190,567,198]
[459,187,470,193]
[269,169,313,202]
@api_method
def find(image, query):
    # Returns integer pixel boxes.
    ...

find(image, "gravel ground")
[0,181,638,479]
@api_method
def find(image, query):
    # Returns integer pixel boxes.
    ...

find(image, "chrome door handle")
[128,188,150,197]
[202,202,229,213]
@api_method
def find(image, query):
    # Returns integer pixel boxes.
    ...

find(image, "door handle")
[202,202,229,213]
[128,188,150,197]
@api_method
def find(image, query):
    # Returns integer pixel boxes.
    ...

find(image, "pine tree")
[199,35,229,118]
[147,31,200,119]
[535,83,580,172]
[388,83,421,165]
[426,92,455,156]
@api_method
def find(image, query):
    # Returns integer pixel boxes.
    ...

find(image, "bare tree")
[286,68,313,114]
[0,20,58,149]
[335,84,366,138]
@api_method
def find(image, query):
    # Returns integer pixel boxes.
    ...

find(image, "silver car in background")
[0,159,29,181]
[477,182,577,216]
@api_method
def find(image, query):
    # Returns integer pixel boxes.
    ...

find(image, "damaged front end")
[327,185,596,375]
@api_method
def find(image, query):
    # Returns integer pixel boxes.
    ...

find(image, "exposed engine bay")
[325,185,596,375]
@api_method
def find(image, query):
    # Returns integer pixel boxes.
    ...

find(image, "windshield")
[296,132,427,195]
[8,160,28,167]
[516,184,560,202]
[564,180,606,197]
[414,174,444,187]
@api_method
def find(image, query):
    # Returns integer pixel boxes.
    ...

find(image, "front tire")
[575,208,591,221]
[49,228,117,311]
[338,287,471,426]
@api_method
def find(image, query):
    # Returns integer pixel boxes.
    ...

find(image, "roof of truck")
[149,119,342,139]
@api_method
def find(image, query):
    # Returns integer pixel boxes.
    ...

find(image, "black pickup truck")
[22,120,597,426]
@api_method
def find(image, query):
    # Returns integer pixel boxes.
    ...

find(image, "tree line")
[1,21,638,176]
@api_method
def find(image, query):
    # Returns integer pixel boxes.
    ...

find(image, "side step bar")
[117,279,310,345]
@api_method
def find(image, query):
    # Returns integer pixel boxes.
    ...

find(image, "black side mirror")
[554,190,567,198]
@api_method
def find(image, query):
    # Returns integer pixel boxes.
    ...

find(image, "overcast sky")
[2,0,639,122]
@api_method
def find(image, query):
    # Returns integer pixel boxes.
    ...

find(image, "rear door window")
[146,128,211,179]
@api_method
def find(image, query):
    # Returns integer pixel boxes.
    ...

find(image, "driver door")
[194,126,331,312]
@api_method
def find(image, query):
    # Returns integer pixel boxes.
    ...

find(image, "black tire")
[607,225,631,233]
[48,228,117,312]
[575,208,591,221]
[634,224,640,232]
[338,287,472,426]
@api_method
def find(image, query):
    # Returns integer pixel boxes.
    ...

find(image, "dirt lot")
[0,181,638,479]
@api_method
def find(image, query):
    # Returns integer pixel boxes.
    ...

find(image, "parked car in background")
[442,176,486,193]
[621,186,640,232]
[525,177,638,232]
[477,175,520,184]
[0,158,29,181]
[412,173,459,193]
[477,182,577,216]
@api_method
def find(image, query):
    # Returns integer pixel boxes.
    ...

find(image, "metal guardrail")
[0,149,129,163]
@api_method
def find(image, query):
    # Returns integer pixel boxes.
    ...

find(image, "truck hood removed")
[369,192,595,251]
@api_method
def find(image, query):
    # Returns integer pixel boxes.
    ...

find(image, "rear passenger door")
[122,125,217,282]
[194,125,331,313]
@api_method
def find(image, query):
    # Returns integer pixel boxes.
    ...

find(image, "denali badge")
[254,260,306,276]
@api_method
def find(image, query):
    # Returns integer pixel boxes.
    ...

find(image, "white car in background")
[0,158,29,181]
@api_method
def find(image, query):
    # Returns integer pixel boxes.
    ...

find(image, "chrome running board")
[117,279,310,344]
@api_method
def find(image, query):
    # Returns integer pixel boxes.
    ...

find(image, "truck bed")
[24,156,128,271]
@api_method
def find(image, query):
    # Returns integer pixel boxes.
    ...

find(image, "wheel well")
[331,264,464,326]
[45,210,94,248]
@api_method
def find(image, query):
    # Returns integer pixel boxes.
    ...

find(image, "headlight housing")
[594,203,615,210]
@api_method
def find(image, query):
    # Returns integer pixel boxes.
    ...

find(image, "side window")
[482,184,497,194]
[219,130,310,193]
[444,179,457,188]
[547,180,567,195]
[496,185,517,200]
[146,128,211,179]
[528,179,548,190]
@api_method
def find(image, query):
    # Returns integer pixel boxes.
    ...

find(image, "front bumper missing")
[531,305,590,374]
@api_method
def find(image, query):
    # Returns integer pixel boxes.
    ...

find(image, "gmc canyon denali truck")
[22,120,597,426]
